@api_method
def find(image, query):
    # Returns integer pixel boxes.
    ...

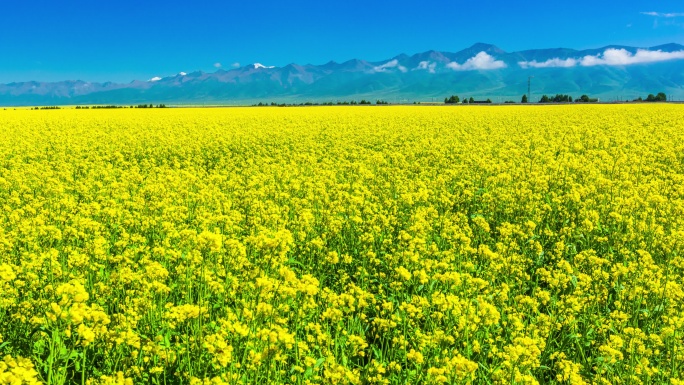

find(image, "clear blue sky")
[1,0,682,83]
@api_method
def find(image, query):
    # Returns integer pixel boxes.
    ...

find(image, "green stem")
[82,347,87,385]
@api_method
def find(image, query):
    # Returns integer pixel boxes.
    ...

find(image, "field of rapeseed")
[0,105,683,384]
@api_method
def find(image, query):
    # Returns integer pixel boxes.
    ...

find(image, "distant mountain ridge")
[2,42,683,105]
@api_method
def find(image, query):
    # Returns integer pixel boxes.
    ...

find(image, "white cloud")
[446,52,507,71]
[374,59,396,71]
[231,62,240,68]
[374,59,408,73]
[178,72,187,76]
[580,48,684,66]
[517,48,684,69]
[415,61,437,73]
[641,11,684,18]
[518,58,578,69]
[214,62,222,68]
[148,76,162,82]
[254,63,275,69]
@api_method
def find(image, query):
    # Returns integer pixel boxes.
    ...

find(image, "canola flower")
[0,105,683,384]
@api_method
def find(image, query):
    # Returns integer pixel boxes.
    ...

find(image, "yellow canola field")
[0,105,683,385]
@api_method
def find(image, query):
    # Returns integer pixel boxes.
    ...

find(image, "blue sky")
[1,0,682,83]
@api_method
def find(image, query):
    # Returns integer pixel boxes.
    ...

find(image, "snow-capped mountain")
[1,42,683,105]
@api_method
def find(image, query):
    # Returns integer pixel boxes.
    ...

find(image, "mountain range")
[2,43,684,105]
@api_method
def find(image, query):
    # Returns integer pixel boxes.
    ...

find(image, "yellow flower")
[406,349,424,364]
[0,355,42,385]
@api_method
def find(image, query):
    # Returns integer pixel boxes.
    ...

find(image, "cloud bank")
[415,61,436,73]
[374,59,408,73]
[583,49,684,66]
[253,63,275,69]
[447,52,506,71]
[148,76,162,82]
[641,11,684,18]
[518,48,684,68]
[519,58,578,69]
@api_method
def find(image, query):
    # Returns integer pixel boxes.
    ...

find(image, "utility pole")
[528,76,533,103]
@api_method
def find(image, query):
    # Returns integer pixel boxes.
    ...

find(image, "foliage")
[444,95,460,104]
[577,95,598,103]
[132,104,166,108]
[645,93,667,102]
[539,94,573,103]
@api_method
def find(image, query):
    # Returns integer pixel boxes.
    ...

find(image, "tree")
[576,95,598,103]
[549,94,572,103]
[469,97,475,103]
[645,92,667,102]
[540,95,550,103]
[521,94,528,103]
[444,95,460,104]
